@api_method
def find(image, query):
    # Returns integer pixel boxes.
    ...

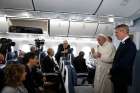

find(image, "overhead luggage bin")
[68,22,98,38]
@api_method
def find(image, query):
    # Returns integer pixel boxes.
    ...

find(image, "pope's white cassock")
[94,41,116,93]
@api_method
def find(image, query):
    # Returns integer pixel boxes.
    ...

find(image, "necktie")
[118,42,124,49]
[120,42,123,46]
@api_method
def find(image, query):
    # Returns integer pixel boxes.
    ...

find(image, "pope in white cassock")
[93,34,116,93]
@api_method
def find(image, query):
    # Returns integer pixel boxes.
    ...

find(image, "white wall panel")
[97,0,140,17]
[0,17,8,33]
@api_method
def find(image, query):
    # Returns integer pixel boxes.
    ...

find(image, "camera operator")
[0,52,5,64]
[0,52,5,92]
[0,38,15,54]
[30,46,37,54]
[34,39,46,60]
[0,38,15,62]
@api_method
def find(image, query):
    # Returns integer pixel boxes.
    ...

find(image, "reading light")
[108,17,114,22]
[0,16,6,22]
[20,12,32,18]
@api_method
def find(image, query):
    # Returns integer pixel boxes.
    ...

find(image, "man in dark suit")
[42,48,62,93]
[23,52,39,93]
[42,48,58,73]
[110,24,137,93]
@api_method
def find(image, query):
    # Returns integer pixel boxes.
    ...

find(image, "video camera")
[34,39,45,48]
[0,38,15,54]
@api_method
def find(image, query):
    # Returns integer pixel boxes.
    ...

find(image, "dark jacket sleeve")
[42,56,56,73]
[0,69,4,92]
[23,65,37,93]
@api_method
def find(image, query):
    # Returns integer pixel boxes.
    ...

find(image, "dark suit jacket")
[55,44,71,63]
[0,68,4,92]
[42,55,56,73]
[110,38,137,85]
[73,56,88,73]
[23,65,36,93]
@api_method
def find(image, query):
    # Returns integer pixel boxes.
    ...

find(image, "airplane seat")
[41,57,63,93]
[42,72,63,93]
[74,72,94,93]
[76,73,89,86]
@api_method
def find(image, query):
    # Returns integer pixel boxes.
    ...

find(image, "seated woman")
[1,64,28,93]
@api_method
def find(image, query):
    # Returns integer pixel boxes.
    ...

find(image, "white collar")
[122,36,129,43]
[48,55,53,59]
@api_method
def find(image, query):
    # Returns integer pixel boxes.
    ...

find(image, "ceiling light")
[84,16,97,22]
[108,17,114,22]
[0,16,6,22]
[69,15,83,21]
[19,12,32,18]
[84,17,92,21]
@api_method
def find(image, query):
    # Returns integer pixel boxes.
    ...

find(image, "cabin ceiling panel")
[96,23,114,36]
[33,0,102,14]
[0,0,33,10]
[97,0,140,17]
[0,0,140,19]
[68,22,98,37]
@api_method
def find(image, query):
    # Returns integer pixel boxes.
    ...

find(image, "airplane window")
[52,46,58,54]
[71,45,77,56]
[43,46,48,51]
[81,46,91,59]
